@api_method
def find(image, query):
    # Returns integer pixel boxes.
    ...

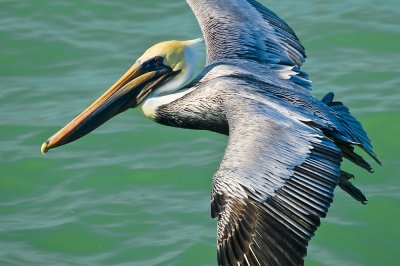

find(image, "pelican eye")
[152,56,164,65]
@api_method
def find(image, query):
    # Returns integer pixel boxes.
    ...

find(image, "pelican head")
[41,38,203,154]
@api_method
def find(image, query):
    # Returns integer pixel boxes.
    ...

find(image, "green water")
[1,0,399,265]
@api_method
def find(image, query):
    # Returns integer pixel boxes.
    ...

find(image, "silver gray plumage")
[154,0,379,265]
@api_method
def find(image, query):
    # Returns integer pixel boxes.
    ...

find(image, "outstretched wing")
[212,92,342,265]
[186,0,306,68]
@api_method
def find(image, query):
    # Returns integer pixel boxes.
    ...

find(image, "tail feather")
[338,171,367,205]
[321,92,380,165]
[337,141,373,173]
[321,92,377,204]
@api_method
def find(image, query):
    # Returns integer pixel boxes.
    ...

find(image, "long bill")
[41,62,176,154]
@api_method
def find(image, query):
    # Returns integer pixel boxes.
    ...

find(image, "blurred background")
[1,0,399,265]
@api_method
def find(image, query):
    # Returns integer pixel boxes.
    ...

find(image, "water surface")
[1,0,399,265]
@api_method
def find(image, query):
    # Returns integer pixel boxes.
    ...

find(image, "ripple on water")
[1,1,399,266]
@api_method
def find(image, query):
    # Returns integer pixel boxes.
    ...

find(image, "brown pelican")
[41,0,380,265]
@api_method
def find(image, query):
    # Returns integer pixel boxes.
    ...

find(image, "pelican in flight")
[41,0,380,265]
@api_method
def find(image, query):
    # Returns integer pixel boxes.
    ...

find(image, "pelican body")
[41,0,379,265]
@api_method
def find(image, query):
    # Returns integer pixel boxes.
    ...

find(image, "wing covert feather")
[211,94,342,265]
[186,0,306,68]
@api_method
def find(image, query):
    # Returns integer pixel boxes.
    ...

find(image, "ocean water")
[1,0,399,265]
